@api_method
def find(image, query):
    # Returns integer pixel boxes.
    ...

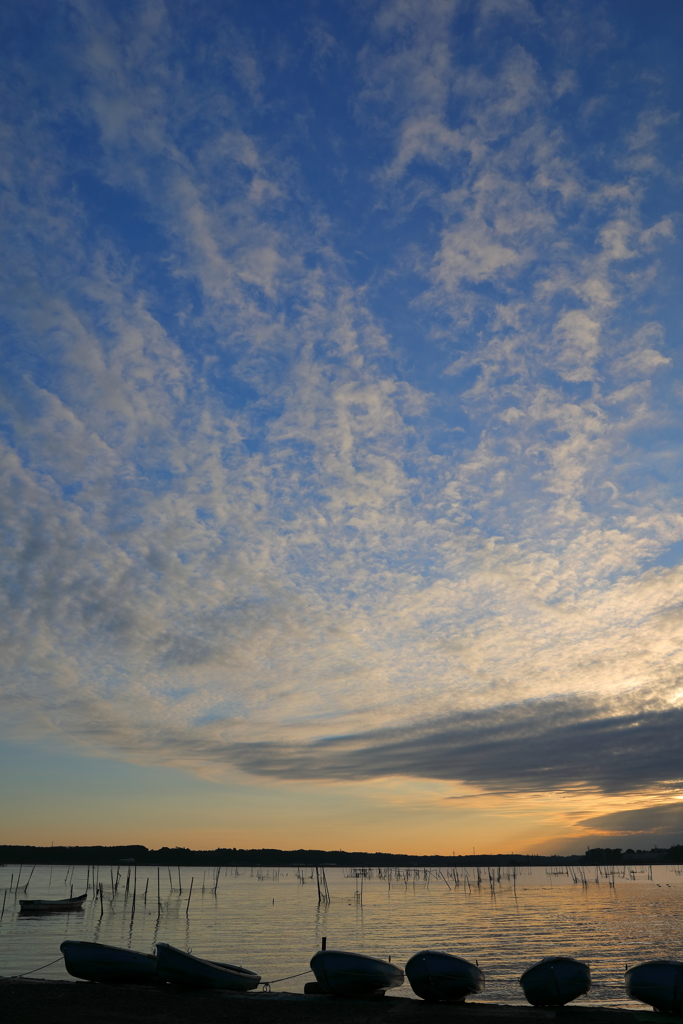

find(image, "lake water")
[1,862,682,1006]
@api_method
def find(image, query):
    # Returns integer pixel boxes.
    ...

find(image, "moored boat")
[625,959,683,1013]
[155,941,260,990]
[310,948,404,997]
[520,956,590,1006]
[19,892,87,912]
[61,940,159,984]
[405,949,485,1002]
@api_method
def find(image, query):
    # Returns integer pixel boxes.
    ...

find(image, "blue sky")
[1,0,682,854]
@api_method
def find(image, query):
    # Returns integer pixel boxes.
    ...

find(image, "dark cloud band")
[223,695,683,795]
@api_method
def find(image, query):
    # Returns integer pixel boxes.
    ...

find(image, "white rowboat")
[155,941,260,990]
[520,956,591,1006]
[19,893,87,912]
[61,940,159,984]
[310,948,404,997]
[405,949,485,1002]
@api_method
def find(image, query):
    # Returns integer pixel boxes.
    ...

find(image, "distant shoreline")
[2,843,681,867]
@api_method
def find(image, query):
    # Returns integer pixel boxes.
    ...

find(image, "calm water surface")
[2,863,682,1006]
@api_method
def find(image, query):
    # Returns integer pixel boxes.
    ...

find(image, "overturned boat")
[520,956,591,1006]
[19,892,87,912]
[405,949,485,1002]
[61,940,159,984]
[310,948,404,997]
[625,959,683,1013]
[155,941,260,990]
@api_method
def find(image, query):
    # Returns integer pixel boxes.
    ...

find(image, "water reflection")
[1,863,682,1004]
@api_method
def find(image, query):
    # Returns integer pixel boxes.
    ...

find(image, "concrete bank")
[0,981,667,1024]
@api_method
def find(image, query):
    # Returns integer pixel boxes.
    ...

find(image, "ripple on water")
[1,863,682,1006]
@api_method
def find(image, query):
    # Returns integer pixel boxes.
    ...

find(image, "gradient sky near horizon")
[1,0,683,856]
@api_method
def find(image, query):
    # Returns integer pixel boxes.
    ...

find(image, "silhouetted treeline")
[2,844,683,866]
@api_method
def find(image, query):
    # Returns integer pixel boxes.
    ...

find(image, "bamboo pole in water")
[186,877,193,916]
[131,866,137,913]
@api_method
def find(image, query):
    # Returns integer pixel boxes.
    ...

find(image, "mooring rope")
[261,969,313,991]
[2,956,63,979]
[2,958,313,989]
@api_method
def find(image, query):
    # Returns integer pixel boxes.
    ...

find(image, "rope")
[3,959,313,988]
[261,969,313,991]
[2,956,63,979]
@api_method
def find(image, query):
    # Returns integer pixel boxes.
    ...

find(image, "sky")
[1,0,682,856]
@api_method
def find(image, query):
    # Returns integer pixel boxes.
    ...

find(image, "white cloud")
[553,310,601,382]
[0,0,682,816]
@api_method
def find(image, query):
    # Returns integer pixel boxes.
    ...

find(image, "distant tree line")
[2,844,683,866]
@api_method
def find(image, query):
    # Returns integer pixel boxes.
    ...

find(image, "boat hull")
[155,942,260,990]
[520,956,591,1006]
[20,893,87,913]
[310,949,404,997]
[405,950,485,1002]
[625,960,683,1013]
[61,940,159,984]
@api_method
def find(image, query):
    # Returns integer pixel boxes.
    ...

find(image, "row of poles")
[91,864,226,919]
[0,860,668,923]
[1,864,39,919]
[0,862,228,922]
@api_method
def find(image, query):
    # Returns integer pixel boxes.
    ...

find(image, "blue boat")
[405,949,485,1002]
[61,940,159,984]
[310,948,404,997]
[520,956,590,1006]
[625,959,683,1013]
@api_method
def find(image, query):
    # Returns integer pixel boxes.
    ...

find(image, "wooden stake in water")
[186,877,194,916]
[177,866,182,894]
[157,867,161,911]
